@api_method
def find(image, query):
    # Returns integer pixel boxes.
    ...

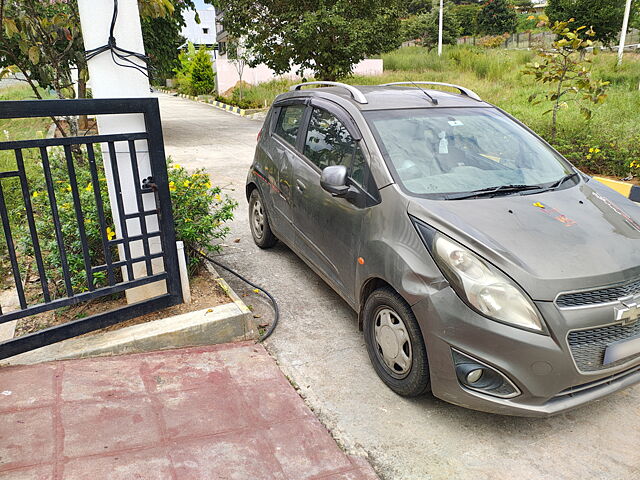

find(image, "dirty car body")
[245,81,640,416]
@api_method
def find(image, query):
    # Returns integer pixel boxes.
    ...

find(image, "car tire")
[249,188,278,249]
[363,287,431,397]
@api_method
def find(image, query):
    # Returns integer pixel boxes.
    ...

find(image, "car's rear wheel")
[363,287,431,397]
[249,188,278,249]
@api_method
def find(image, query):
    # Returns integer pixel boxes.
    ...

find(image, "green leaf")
[3,18,18,37]
[28,46,40,65]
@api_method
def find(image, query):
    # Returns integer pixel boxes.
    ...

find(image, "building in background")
[181,8,217,48]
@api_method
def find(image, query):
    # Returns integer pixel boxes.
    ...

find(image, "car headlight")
[413,219,545,333]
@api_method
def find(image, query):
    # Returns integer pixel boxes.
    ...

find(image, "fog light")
[452,349,520,399]
[466,368,483,384]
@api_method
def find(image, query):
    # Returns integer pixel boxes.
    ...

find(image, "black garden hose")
[190,247,279,342]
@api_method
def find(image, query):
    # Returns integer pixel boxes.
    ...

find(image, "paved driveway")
[158,93,640,480]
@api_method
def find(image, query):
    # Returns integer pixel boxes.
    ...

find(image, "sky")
[193,0,213,9]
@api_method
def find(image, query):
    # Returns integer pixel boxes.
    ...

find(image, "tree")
[523,19,609,142]
[451,4,481,36]
[547,0,628,46]
[210,0,403,81]
[228,39,253,100]
[189,47,216,95]
[141,0,197,85]
[402,3,461,47]
[402,0,432,15]
[0,0,86,137]
[477,0,517,35]
[1,0,191,98]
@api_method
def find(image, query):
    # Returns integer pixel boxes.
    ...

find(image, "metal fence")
[457,29,640,50]
[0,98,182,359]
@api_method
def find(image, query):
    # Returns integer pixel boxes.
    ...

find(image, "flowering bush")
[12,150,235,299]
[167,162,237,272]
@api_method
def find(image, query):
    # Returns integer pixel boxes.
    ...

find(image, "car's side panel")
[354,184,446,310]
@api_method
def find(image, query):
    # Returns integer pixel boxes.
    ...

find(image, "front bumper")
[413,288,640,417]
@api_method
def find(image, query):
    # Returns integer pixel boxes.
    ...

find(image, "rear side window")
[303,108,359,172]
[274,105,306,148]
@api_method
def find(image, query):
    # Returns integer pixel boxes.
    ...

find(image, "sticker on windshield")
[448,120,464,127]
[438,132,448,154]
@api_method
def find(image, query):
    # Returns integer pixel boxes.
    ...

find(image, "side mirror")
[320,165,349,197]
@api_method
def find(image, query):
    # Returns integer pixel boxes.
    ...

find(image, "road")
[158,92,640,480]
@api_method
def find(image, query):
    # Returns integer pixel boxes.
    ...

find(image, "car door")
[261,101,307,243]
[292,102,378,305]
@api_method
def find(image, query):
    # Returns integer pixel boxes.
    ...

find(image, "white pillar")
[77,0,166,303]
[437,0,444,57]
[617,0,633,66]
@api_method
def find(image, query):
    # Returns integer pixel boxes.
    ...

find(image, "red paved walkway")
[0,342,377,480]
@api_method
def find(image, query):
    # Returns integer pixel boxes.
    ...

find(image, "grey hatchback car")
[245,81,640,416]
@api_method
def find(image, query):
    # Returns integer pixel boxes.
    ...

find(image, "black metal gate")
[0,98,182,360]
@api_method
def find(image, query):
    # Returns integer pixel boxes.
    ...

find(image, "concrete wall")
[181,9,217,46]
[214,58,384,94]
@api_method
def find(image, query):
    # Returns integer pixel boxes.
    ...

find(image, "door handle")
[296,179,306,192]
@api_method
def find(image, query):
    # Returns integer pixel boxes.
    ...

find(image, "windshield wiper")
[445,184,545,200]
[546,172,579,191]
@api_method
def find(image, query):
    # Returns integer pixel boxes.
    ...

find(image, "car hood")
[408,180,640,301]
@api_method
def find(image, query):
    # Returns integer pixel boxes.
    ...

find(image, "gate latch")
[141,176,157,192]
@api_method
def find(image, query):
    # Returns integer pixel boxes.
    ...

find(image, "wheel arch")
[358,277,403,330]
[246,181,258,201]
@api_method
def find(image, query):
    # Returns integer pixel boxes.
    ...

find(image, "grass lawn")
[222,46,640,178]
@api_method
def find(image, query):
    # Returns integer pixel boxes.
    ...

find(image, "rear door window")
[274,105,306,148]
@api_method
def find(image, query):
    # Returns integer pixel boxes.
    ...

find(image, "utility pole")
[617,0,633,66]
[76,0,166,303]
[438,0,444,56]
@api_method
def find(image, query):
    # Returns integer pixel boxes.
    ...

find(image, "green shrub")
[189,47,216,96]
[11,150,236,298]
[17,146,114,298]
[167,161,237,272]
[173,43,197,95]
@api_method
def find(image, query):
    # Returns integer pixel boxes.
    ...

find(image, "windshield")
[365,108,572,198]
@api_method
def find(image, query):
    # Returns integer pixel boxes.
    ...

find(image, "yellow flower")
[172,164,181,169]
[588,148,594,153]
[183,180,191,188]
[169,181,176,192]
[214,193,222,202]
[62,202,72,210]
[85,183,93,192]
[106,227,116,240]
[32,191,40,198]
[205,181,212,189]
[65,185,72,192]
[594,148,600,153]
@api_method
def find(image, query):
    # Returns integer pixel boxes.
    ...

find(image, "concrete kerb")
[154,87,268,118]
[0,265,258,366]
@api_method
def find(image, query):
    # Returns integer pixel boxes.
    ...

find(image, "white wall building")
[181,8,217,48]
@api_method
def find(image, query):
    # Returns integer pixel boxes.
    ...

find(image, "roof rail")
[290,81,368,104]
[379,82,482,102]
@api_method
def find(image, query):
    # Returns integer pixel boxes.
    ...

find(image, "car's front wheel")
[249,188,278,249]
[363,287,431,397]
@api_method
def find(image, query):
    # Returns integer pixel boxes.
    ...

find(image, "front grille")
[556,277,640,307]
[568,321,640,372]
